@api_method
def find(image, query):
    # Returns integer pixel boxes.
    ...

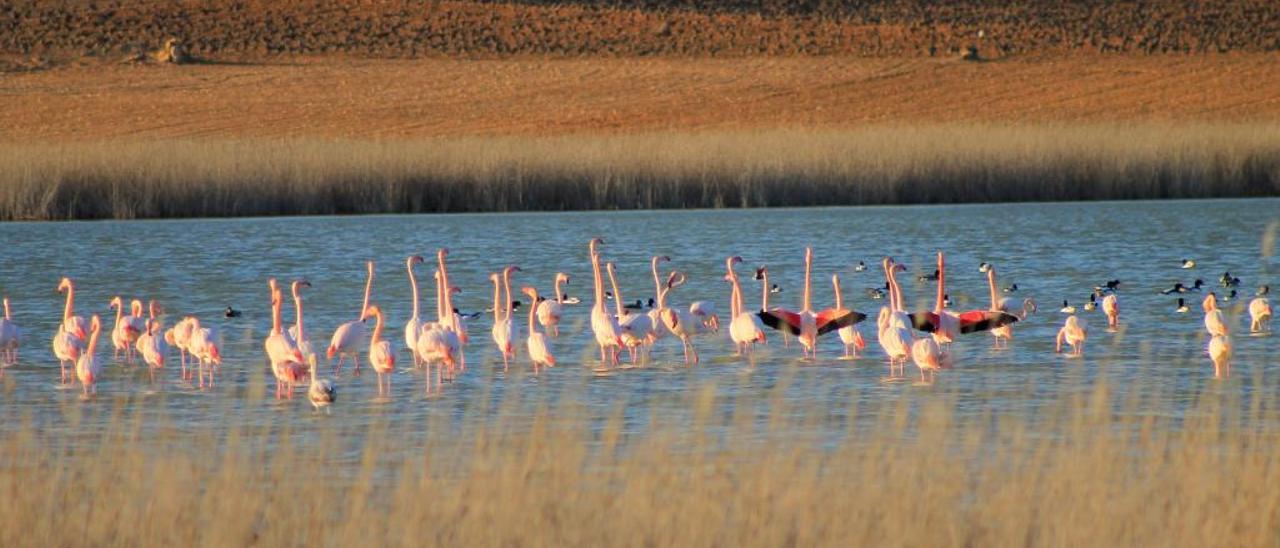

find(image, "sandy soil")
[2,54,1278,142]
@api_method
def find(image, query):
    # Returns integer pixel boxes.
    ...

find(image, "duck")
[1161,282,1187,295]
[1003,283,1019,293]
[853,261,867,272]
[1222,289,1238,302]
[978,262,992,273]
[942,294,952,308]
[560,293,583,305]
[1181,259,1196,269]
[1083,293,1097,311]
[1060,300,1076,314]
[484,301,523,313]
[1175,298,1189,313]
[1258,285,1271,297]
[1094,279,1121,293]
[918,269,939,282]
[1223,274,1241,288]
[1190,279,1206,291]
[224,306,241,318]
[866,282,889,300]
[770,284,782,294]
[622,299,647,311]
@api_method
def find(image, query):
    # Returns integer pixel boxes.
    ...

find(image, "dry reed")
[1,374,1278,546]
[1,125,1277,220]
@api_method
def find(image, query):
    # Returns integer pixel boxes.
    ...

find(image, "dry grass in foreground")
[1,125,1277,220]
[1,379,1278,546]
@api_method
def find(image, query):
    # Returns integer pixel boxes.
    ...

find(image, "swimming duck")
[853,261,867,272]
[1258,285,1271,297]
[561,293,582,305]
[942,293,952,308]
[1083,293,1097,311]
[1060,300,1076,314]
[1003,283,1019,293]
[919,269,939,282]
[1181,259,1196,269]
[1190,279,1205,291]
[1161,282,1187,295]
[1222,289,1238,302]
[1222,273,1241,288]
[770,284,782,294]
[224,306,241,318]
[1175,298,1189,313]
[1094,279,1121,293]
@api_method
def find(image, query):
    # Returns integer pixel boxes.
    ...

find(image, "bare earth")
[3,54,1278,142]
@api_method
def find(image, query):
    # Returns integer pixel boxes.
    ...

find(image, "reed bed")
[1,125,1278,220]
[2,376,1278,547]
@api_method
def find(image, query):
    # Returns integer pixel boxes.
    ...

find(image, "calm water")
[1,199,1278,454]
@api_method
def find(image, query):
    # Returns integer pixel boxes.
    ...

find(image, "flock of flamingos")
[0,239,1273,409]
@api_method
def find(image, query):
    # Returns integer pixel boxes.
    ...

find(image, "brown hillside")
[3,0,1276,61]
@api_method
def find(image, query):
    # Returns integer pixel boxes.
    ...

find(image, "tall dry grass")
[1,125,1277,220]
[2,377,1278,546]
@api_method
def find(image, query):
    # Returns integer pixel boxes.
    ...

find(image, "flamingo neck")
[591,251,606,312]
[360,264,374,318]
[987,269,999,312]
[936,253,946,312]
[833,276,844,311]
[555,277,565,304]
[760,271,769,312]
[63,285,74,321]
[114,300,124,325]
[408,260,420,320]
[651,259,664,309]
[502,269,515,319]
[491,278,502,322]
[527,291,538,334]
[294,290,305,340]
[271,294,283,335]
[371,309,384,343]
[434,271,445,322]
[607,264,625,317]
[87,321,100,354]
[802,249,813,313]
[3,298,10,320]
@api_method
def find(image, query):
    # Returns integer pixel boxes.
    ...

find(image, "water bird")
[606,261,654,364]
[1083,293,1097,311]
[1222,274,1241,288]
[1055,315,1087,356]
[1257,285,1270,297]
[659,271,704,365]
[489,266,519,371]
[918,269,939,282]
[1003,283,1018,293]
[224,306,241,318]
[1209,334,1232,377]
[623,298,654,311]
[1161,282,1187,295]
[1101,294,1119,328]
[109,297,144,363]
[978,262,992,273]
[588,238,623,367]
[829,272,862,358]
[364,304,395,396]
[1203,293,1228,337]
[942,294,952,308]
[726,257,767,356]
[137,301,167,384]
[1181,259,1196,269]
[756,247,862,359]
[770,284,782,294]
[1221,289,1238,302]
[647,256,673,344]
[75,315,103,395]
[1094,280,1121,293]
[535,272,569,337]
[853,261,867,272]
[1176,298,1189,313]
[1249,294,1271,333]
[560,293,582,305]
[404,255,426,365]
[1190,279,1206,291]
[328,260,374,376]
[522,286,556,371]
[53,278,87,384]
[1060,300,1076,314]
[307,356,335,412]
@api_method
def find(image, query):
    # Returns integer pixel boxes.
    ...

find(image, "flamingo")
[53,278,87,384]
[109,296,143,363]
[757,247,863,359]
[689,301,720,333]
[0,296,21,367]
[291,280,317,364]
[1249,294,1271,333]
[1203,293,1228,337]
[830,273,865,358]
[1055,315,1088,357]
[328,260,374,376]
[164,316,197,382]
[878,258,913,374]
[404,255,426,365]
[188,318,221,389]
[911,253,1018,340]
[267,283,305,399]
[647,256,672,341]
[490,266,520,370]
[437,249,469,349]
[75,315,103,396]
[588,238,623,367]
[754,266,790,347]
[137,300,167,384]
[307,354,336,411]
[726,257,766,356]
[911,337,942,383]
[522,286,556,372]
[606,261,654,364]
[535,272,569,337]
[1102,293,1119,328]
[659,271,708,366]
[363,304,395,396]
[416,256,461,392]
[987,266,1035,348]
[1208,335,1232,378]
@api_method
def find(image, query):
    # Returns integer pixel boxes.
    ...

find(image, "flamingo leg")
[332,355,345,376]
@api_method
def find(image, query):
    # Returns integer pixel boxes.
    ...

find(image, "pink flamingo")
[606,261,655,364]
[52,278,87,384]
[658,271,704,365]
[490,266,520,371]
[75,315,102,395]
[0,296,21,367]
[1208,334,1232,378]
[267,283,305,399]
[522,286,556,372]
[647,256,672,341]
[758,247,862,359]
[404,255,426,365]
[535,273,570,337]
[726,256,766,356]
[986,266,1035,348]
[830,273,865,358]
[912,253,1019,341]
[328,261,374,376]
[109,296,143,363]
[1203,293,1228,336]
[1055,315,1088,357]
[1102,293,1119,329]
[364,304,395,396]
[880,258,914,374]
[1249,294,1271,333]
[137,300,167,384]
[164,317,197,382]
[437,249,469,349]
[588,238,623,367]
[188,318,221,389]
[416,261,460,392]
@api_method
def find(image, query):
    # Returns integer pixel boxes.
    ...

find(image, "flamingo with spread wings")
[756,247,864,359]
